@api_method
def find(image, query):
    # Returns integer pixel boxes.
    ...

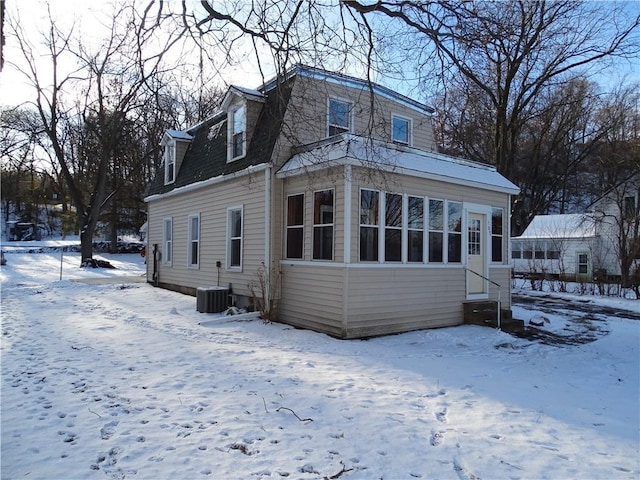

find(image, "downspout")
[264,165,272,307]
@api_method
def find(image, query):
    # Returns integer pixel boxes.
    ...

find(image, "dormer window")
[392,114,411,145]
[328,97,352,137]
[164,141,175,184]
[228,104,246,161]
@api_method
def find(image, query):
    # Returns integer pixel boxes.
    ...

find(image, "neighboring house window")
[428,199,444,262]
[228,104,246,161]
[522,242,533,259]
[448,201,462,263]
[286,194,304,259]
[313,189,334,260]
[547,242,560,260]
[407,196,424,262]
[392,115,411,145]
[188,214,200,267]
[385,193,402,261]
[163,217,173,265]
[227,206,243,269]
[164,142,175,184]
[511,244,522,259]
[534,242,545,260]
[328,98,351,137]
[360,189,379,261]
[624,195,637,218]
[491,207,503,262]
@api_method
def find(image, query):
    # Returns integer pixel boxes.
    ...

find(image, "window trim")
[227,103,246,162]
[162,217,173,266]
[327,97,352,137]
[163,141,176,185]
[391,113,412,146]
[187,213,200,268]
[285,193,305,259]
[312,188,335,261]
[226,205,243,270]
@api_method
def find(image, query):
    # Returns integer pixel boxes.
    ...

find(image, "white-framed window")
[164,142,176,184]
[286,193,304,259]
[491,207,503,262]
[392,114,411,145]
[359,189,379,262]
[407,196,424,262]
[447,201,462,263]
[328,97,352,137]
[227,206,243,269]
[163,217,173,265]
[228,103,246,161]
[428,199,444,262]
[384,193,402,261]
[313,189,334,260]
[188,213,200,268]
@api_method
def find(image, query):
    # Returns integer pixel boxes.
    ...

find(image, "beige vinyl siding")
[147,173,266,297]
[274,76,435,169]
[344,267,465,338]
[278,264,345,337]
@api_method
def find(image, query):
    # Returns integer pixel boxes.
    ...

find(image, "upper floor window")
[188,214,200,268]
[286,194,304,259]
[313,189,334,260]
[328,98,351,137]
[164,142,175,184]
[228,104,246,161]
[392,115,411,145]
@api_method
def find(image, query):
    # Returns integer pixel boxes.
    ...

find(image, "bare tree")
[7,2,184,263]
[343,0,640,232]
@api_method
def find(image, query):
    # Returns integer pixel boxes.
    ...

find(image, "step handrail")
[464,266,502,330]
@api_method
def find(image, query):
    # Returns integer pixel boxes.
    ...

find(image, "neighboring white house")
[512,176,640,283]
[145,65,520,338]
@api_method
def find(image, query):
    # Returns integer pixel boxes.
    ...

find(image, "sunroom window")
[313,190,334,260]
[360,189,379,261]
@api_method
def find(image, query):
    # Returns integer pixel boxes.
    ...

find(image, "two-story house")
[145,65,520,338]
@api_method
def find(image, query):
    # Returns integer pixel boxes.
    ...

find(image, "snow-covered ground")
[1,243,639,479]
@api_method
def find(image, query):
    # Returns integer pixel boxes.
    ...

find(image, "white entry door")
[467,213,486,295]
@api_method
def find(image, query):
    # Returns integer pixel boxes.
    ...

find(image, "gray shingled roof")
[147,79,293,196]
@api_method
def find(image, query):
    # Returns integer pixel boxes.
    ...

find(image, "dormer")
[161,129,193,185]
[221,86,266,163]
